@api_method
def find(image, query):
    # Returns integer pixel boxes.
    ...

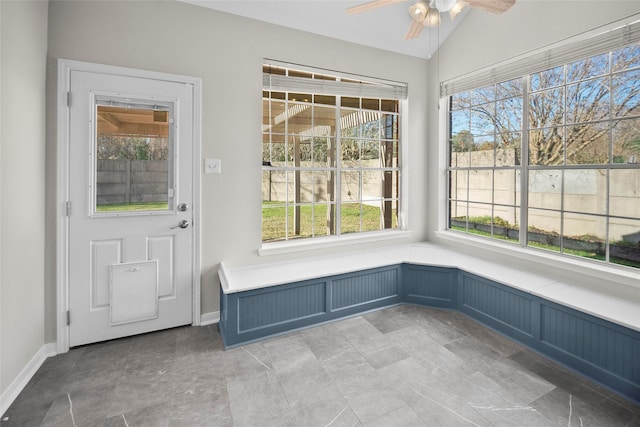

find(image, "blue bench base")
[219,263,640,403]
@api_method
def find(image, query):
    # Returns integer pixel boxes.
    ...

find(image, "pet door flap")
[110,260,159,325]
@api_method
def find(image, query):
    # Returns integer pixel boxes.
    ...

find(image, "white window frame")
[260,61,411,255]
[436,17,640,289]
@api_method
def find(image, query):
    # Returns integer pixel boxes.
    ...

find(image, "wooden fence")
[96,159,168,205]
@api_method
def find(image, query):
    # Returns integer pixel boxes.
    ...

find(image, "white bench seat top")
[219,243,640,332]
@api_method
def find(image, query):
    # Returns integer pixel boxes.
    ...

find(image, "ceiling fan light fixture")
[423,7,441,26]
[408,2,428,22]
[448,0,467,18]
[349,0,515,42]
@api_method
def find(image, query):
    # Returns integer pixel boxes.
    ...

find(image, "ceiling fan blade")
[347,0,405,15]
[404,19,424,40]
[466,0,515,14]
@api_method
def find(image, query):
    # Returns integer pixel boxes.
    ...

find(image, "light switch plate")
[205,158,221,174]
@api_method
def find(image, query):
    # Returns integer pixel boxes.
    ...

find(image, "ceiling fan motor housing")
[434,0,458,12]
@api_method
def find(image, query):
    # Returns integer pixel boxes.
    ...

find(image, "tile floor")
[2,305,639,426]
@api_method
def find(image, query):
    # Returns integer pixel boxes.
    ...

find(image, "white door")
[68,69,195,347]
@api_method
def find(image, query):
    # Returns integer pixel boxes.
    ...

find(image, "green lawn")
[525,241,638,268]
[96,201,168,212]
[451,225,640,269]
[262,202,395,241]
[451,225,519,243]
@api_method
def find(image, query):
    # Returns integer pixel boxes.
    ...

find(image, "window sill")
[259,229,413,256]
[434,230,640,294]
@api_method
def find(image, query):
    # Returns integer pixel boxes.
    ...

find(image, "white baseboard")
[45,343,58,358]
[200,311,220,326]
[0,344,53,416]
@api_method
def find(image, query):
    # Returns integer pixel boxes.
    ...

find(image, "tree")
[97,135,169,161]
[451,130,474,152]
[454,46,639,166]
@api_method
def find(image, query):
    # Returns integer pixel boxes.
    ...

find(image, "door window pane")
[527,209,561,252]
[95,100,172,213]
[610,169,640,218]
[528,170,562,210]
[529,128,564,166]
[566,122,610,165]
[613,118,640,164]
[562,212,606,261]
[467,169,493,204]
[563,169,606,215]
[531,66,564,92]
[609,218,640,268]
[613,69,640,118]
[449,170,468,203]
[493,170,519,205]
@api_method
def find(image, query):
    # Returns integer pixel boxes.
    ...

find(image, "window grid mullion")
[466,103,471,233]
[605,52,614,263]
[446,97,452,231]
[520,77,530,248]
[335,94,342,236]
[284,97,290,240]
[491,90,496,238]
[560,65,568,254]
[311,104,316,238]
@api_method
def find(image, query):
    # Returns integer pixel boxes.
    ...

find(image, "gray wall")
[45,0,429,342]
[1,0,48,400]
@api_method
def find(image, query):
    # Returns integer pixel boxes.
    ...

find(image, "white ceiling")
[179,0,469,59]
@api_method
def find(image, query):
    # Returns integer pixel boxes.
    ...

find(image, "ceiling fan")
[347,0,515,40]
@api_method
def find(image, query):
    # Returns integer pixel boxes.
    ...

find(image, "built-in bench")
[218,243,640,403]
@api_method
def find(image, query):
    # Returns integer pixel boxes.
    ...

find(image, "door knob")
[171,219,190,229]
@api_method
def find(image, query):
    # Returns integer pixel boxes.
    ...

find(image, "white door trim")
[56,59,202,353]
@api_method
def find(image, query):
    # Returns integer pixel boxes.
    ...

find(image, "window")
[262,62,406,242]
[446,23,640,270]
[449,79,523,244]
[94,98,173,214]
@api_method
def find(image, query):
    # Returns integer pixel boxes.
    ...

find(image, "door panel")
[68,70,194,346]
[90,239,124,308]
[148,235,175,298]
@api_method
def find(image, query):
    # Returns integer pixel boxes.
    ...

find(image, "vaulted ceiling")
[179,0,469,59]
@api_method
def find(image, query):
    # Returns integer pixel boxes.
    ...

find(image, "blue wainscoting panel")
[331,267,401,312]
[402,265,457,308]
[220,266,401,348]
[237,281,326,332]
[539,301,640,400]
[219,279,327,348]
[460,273,534,341]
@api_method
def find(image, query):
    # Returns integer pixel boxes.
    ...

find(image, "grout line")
[242,347,271,370]
[568,394,573,427]
[67,394,77,427]
[400,380,483,427]
[325,405,348,427]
